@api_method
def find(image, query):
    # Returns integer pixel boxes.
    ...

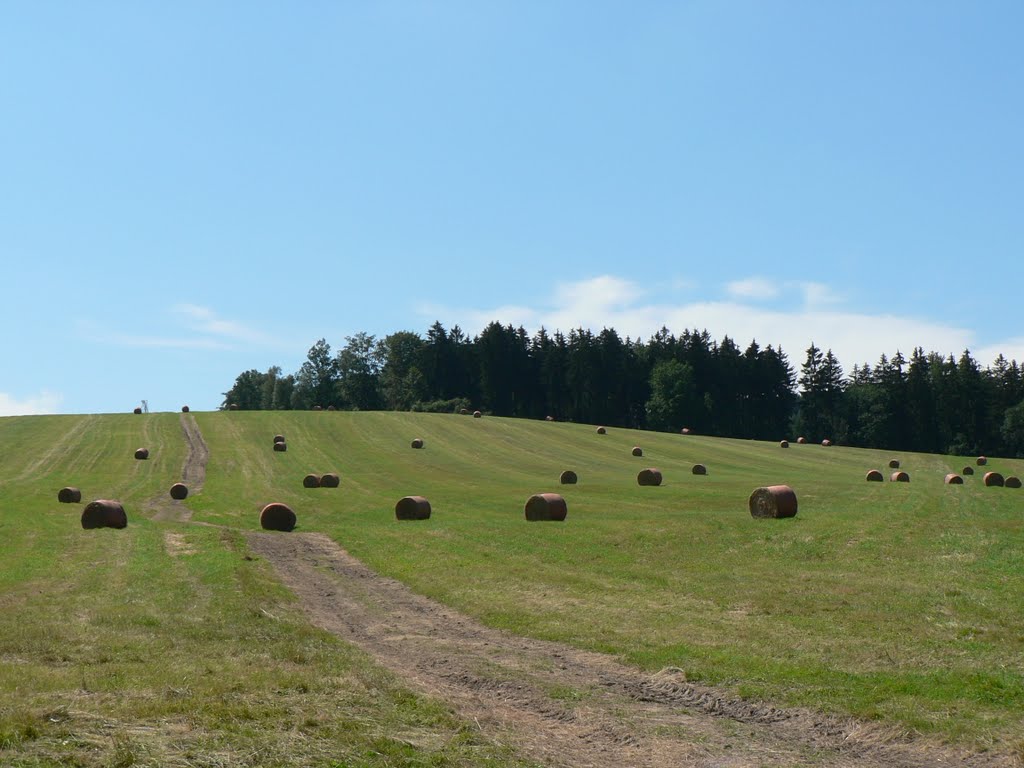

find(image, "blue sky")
[2,2,1022,415]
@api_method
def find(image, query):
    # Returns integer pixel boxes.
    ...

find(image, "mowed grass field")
[2,410,1023,764]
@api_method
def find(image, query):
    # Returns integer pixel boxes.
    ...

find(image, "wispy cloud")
[420,274,1006,369]
[725,277,780,300]
[79,305,287,351]
[0,390,63,416]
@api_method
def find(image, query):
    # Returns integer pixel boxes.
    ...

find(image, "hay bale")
[865,470,884,482]
[821,439,832,447]
[779,440,789,448]
[796,436,807,444]
[58,486,82,504]
[133,407,142,415]
[273,434,286,444]
[229,403,239,410]
[273,442,287,452]
[596,426,607,434]
[748,486,797,519]
[395,496,432,520]
[260,503,296,531]
[81,499,127,529]
[327,405,337,411]
[631,446,643,457]
[320,472,340,488]
[977,456,987,466]
[681,427,691,435]
[181,405,190,413]
[169,482,189,500]
[888,459,900,469]
[559,470,578,484]
[312,405,323,411]
[691,463,707,475]
[637,468,662,486]
[963,466,975,476]
[473,410,482,418]
[134,448,149,460]
[944,473,964,485]
[983,471,1004,487]
[1005,476,1022,489]
[524,493,567,521]
[411,438,425,449]
[303,474,321,488]
[545,415,555,421]
[891,471,910,483]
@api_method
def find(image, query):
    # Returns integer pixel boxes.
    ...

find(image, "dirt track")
[149,412,208,523]
[248,531,1013,768]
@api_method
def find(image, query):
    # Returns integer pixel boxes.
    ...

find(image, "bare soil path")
[248,531,1014,768]
[149,412,208,523]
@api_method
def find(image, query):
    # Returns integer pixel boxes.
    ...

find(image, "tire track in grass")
[247,530,1011,768]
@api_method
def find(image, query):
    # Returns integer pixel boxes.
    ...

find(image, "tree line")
[222,320,1024,456]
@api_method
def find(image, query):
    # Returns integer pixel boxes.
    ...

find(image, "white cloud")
[171,304,280,346]
[725,277,780,300]
[0,390,63,416]
[422,275,1000,370]
[78,305,287,351]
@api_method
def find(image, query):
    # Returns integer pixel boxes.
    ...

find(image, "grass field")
[2,410,1022,764]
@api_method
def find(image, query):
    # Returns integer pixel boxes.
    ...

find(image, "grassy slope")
[1,410,1022,761]
[193,411,1024,751]
[0,413,535,767]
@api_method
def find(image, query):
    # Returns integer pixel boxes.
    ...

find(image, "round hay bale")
[545,415,554,421]
[229,403,239,410]
[681,427,691,435]
[303,474,321,488]
[312,405,323,411]
[796,436,807,444]
[596,426,606,434]
[748,485,797,519]
[181,405,190,413]
[779,440,789,448]
[81,499,127,529]
[821,439,832,447]
[473,410,482,418]
[944,473,964,485]
[134,448,149,460]
[977,456,987,466]
[962,466,975,476]
[259,503,296,531]
[459,408,468,415]
[395,496,431,520]
[865,470,884,482]
[888,459,900,469]
[320,472,340,488]
[1005,476,1022,489]
[273,434,286,444]
[890,471,910,483]
[631,446,643,457]
[132,407,142,414]
[559,470,578,485]
[524,493,567,521]
[691,463,707,475]
[637,468,662,486]
[327,405,336,411]
[983,471,1004,487]
[169,482,189,500]
[411,438,424,449]
[273,442,287,452]
[58,486,82,504]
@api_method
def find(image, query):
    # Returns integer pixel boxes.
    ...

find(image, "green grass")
[2,410,1023,760]
[0,414,536,767]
